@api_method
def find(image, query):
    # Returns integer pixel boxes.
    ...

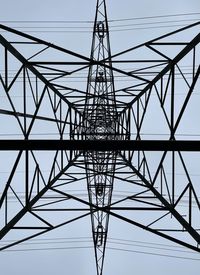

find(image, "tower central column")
[82,1,120,274]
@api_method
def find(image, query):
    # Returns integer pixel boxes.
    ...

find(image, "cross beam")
[1,140,200,151]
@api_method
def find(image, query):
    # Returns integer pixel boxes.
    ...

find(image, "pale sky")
[0,1,200,275]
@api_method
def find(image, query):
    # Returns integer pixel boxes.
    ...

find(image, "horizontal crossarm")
[0,140,200,151]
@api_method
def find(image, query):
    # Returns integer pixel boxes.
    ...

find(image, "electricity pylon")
[0,0,200,275]
[83,1,121,273]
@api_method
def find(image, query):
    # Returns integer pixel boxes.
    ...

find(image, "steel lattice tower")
[83,2,121,273]
[0,0,200,274]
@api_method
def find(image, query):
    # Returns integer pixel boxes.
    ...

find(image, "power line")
[108,12,200,22]
[1,243,199,261]
[108,244,198,256]
[107,247,200,261]
[108,237,197,249]
[1,236,199,257]
[0,236,195,249]
[0,13,199,34]
[0,24,191,33]
[1,239,93,246]
[2,246,93,252]
[1,18,199,30]
[0,20,93,24]
[0,236,92,243]
[0,12,199,24]
[110,18,200,28]
[110,24,196,33]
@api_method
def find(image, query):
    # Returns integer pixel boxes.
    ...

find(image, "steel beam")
[0,140,200,151]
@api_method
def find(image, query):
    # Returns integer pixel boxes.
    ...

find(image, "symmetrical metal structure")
[0,0,200,274]
[82,2,119,272]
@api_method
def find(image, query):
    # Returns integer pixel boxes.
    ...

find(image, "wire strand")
[107,247,200,261]
[0,12,199,24]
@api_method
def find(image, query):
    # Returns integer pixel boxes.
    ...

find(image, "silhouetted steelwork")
[82,2,119,273]
[1,140,200,151]
[0,0,200,274]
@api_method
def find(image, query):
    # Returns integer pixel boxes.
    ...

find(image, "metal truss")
[82,1,119,273]
[0,0,200,274]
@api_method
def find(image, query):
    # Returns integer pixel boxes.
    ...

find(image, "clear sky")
[0,1,200,275]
